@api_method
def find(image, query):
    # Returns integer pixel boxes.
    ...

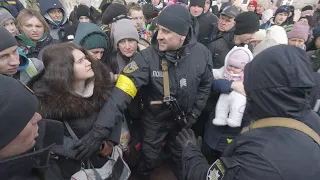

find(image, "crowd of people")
[1,0,320,180]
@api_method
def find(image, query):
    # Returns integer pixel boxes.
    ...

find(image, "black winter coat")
[29,61,122,179]
[206,26,235,69]
[181,45,320,180]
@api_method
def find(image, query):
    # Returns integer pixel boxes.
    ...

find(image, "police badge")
[207,159,226,180]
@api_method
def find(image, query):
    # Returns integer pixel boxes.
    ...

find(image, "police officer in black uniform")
[71,4,213,179]
[0,75,63,179]
[176,45,320,180]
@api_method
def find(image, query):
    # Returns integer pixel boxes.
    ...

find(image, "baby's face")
[227,65,243,74]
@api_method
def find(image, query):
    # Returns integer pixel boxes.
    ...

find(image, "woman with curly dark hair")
[28,43,122,179]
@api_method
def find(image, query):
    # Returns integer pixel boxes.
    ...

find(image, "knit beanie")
[256,0,271,10]
[82,33,109,50]
[248,1,257,9]
[301,5,313,12]
[157,4,192,36]
[142,3,157,20]
[113,19,139,47]
[266,25,288,44]
[102,3,128,24]
[190,0,205,8]
[227,46,253,70]
[252,29,266,41]
[0,26,17,52]
[299,16,314,27]
[0,75,38,150]
[76,4,91,20]
[62,23,78,42]
[287,21,310,42]
[234,12,260,35]
[274,5,291,16]
[0,7,14,25]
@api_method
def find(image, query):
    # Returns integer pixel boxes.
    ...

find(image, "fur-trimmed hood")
[29,61,113,121]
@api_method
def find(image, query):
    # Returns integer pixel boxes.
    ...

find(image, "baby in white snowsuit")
[212,45,253,127]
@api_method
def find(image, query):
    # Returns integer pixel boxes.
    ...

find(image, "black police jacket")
[181,45,320,180]
[89,27,213,140]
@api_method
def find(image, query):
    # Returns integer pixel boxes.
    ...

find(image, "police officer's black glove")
[176,129,200,149]
[183,113,197,129]
[72,132,103,161]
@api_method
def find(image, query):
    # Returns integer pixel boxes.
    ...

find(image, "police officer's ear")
[181,36,186,41]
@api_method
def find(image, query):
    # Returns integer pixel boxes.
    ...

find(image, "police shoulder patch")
[207,159,226,180]
[123,61,139,74]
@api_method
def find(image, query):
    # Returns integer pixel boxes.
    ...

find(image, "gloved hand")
[176,129,201,149]
[51,137,80,159]
[183,114,197,129]
[211,79,232,94]
[72,132,103,161]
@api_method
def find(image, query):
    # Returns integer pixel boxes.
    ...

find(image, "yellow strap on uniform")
[161,59,170,98]
[116,74,137,98]
[241,117,320,145]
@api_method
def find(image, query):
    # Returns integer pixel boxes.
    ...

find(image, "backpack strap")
[241,117,320,145]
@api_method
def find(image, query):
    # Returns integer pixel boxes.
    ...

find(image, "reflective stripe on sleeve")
[116,74,137,98]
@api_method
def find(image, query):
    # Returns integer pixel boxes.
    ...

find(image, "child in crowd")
[212,46,253,127]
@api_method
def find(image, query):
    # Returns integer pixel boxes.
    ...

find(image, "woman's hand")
[231,81,246,96]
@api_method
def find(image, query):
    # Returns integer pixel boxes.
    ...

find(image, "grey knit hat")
[113,19,139,48]
[0,26,17,52]
[0,7,14,25]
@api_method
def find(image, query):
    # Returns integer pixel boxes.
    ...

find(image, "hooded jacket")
[28,60,122,178]
[38,0,69,40]
[84,24,213,145]
[212,45,253,79]
[181,45,320,180]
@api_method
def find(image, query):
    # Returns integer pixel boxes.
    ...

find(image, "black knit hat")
[62,23,78,42]
[76,4,91,20]
[235,12,260,35]
[142,3,158,20]
[190,0,205,8]
[0,75,38,150]
[301,5,313,12]
[0,26,17,52]
[158,4,192,36]
[102,3,128,24]
[274,5,291,16]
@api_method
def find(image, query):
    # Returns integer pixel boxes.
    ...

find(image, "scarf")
[18,32,48,47]
[74,80,95,98]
